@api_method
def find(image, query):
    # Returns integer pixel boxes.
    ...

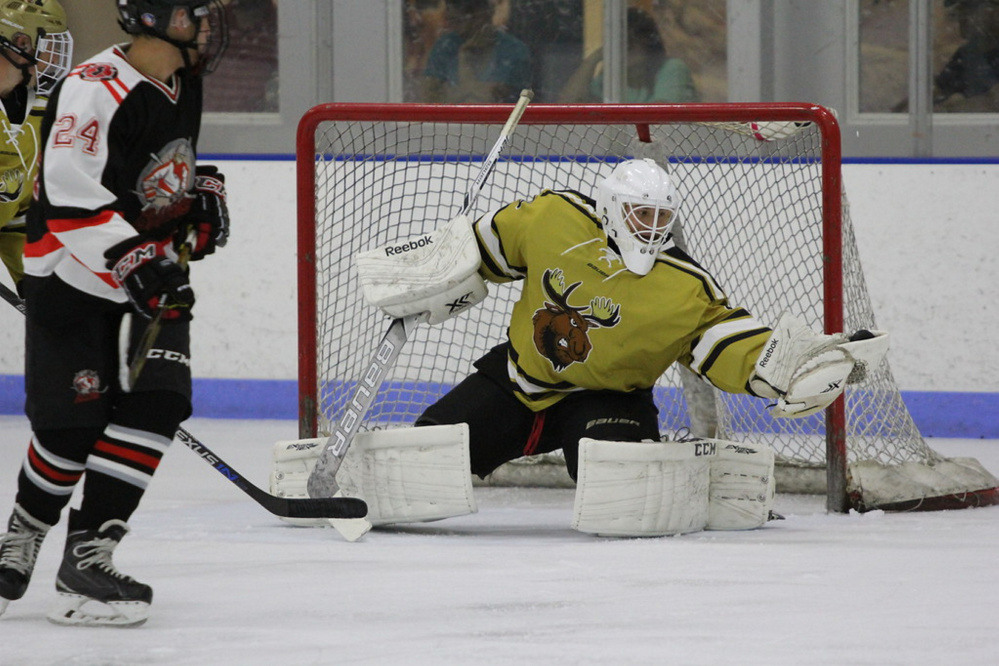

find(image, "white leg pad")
[270,439,333,528]
[270,424,477,529]
[705,439,776,530]
[571,439,710,537]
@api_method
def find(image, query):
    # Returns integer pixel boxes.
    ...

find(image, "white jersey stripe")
[690,316,767,374]
[475,211,524,279]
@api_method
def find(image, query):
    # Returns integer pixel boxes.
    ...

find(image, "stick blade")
[284,496,367,520]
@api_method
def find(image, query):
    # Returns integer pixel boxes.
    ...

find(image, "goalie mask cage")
[297,102,999,514]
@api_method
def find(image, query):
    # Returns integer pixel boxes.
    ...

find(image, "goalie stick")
[0,281,366,520]
[306,89,535,499]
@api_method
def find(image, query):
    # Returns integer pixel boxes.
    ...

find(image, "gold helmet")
[0,0,73,96]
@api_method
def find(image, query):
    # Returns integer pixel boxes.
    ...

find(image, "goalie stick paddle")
[306,89,535,500]
[0,285,367,520]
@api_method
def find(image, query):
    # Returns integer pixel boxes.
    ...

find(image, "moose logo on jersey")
[134,137,196,233]
[532,268,621,371]
[0,169,24,203]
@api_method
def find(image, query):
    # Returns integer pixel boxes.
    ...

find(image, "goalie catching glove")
[105,236,194,321]
[749,312,889,418]
[355,214,487,325]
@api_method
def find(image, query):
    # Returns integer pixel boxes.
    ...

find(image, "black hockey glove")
[105,237,195,321]
[180,165,229,261]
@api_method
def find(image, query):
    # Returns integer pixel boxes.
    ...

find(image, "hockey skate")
[0,504,51,617]
[47,514,152,628]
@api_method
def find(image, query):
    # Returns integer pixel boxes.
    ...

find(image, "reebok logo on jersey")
[384,235,433,256]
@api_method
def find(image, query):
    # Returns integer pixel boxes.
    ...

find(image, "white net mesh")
[299,104,997,511]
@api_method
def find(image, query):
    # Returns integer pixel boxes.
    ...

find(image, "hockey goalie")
[272,158,888,539]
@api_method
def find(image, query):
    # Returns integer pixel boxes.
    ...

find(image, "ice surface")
[1,416,997,665]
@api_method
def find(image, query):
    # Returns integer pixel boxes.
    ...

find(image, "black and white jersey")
[24,44,203,304]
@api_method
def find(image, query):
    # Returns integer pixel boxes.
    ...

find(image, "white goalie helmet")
[595,158,679,276]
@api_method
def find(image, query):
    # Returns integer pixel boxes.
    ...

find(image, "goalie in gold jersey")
[0,0,72,295]
[340,157,888,537]
[414,159,774,478]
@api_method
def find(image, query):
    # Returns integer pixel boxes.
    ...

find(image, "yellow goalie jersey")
[474,189,773,411]
[0,89,46,284]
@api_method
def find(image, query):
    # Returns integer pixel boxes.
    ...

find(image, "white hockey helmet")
[595,158,679,276]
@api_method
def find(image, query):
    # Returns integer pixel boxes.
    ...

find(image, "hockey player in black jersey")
[0,0,229,627]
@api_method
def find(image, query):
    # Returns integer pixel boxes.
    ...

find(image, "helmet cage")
[0,0,72,94]
[596,159,679,276]
[35,30,73,95]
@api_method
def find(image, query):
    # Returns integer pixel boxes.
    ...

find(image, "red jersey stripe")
[48,210,118,233]
[23,231,64,257]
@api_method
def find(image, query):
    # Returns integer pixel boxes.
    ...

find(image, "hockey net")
[296,102,998,513]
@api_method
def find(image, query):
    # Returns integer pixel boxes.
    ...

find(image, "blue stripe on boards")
[0,375,996,439]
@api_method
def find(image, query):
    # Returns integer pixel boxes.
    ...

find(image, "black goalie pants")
[416,344,661,481]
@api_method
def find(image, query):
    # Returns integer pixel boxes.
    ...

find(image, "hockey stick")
[307,89,535,499]
[0,286,366,520]
[128,230,193,387]
[174,429,366,519]
[0,280,25,314]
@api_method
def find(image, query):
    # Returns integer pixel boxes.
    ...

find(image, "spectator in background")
[405,0,447,101]
[203,0,277,113]
[934,0,999,111]
[505,0,583,102]
[422,0,531,103]
[558,7,698,103]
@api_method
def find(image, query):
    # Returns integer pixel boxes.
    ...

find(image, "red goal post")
[296,102,999,513]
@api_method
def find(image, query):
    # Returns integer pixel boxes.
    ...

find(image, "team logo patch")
[77,63,118,82]
[532,268,621,372]
[72,370,106,404]
[134,137,196,232]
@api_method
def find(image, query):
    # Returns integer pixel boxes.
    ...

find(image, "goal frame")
[295,102,849,509]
